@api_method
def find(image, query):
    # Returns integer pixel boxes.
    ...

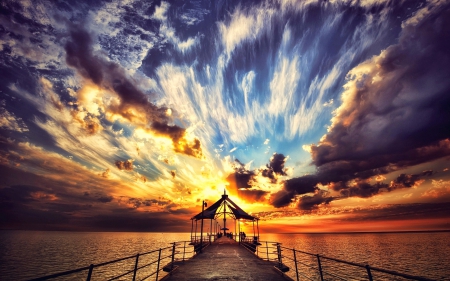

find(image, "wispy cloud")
[270,0,450,208]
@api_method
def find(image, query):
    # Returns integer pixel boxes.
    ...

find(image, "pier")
[26,192,437,281]
[162,236,288,281]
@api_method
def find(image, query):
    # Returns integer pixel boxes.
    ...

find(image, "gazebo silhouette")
[190,190,260,250]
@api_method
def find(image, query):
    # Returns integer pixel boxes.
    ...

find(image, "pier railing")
[27,241,195,281]
[254,241,436,281]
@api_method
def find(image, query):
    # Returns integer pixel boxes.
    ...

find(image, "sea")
[0,231,448,281]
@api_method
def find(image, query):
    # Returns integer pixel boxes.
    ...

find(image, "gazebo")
[190,190,260,246]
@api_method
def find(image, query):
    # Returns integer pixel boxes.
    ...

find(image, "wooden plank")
[161,237,292,281]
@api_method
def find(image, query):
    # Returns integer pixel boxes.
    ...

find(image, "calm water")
[0,231,448,280]
[262,232,450,281]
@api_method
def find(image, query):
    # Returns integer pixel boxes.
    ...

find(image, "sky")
[0,0,450,233]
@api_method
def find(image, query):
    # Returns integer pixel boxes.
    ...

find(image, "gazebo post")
[200,200,206,253]
[257,219,260,242]
[253,220,255,241]
[195,220,198,242]
[190,219,193,242]
[234,219,237,240]
[223,192,227,236]
[238,219,241,244]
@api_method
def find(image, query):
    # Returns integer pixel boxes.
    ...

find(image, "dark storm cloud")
[390,170,434,189]
[1,195,189,231]
[270,2,450,208]
[0,184,42,204]
[261,153,287,183]
[334,170,434,198]
[115,160,133,171]
[272,169,434,207]
[0,183,85,230]
[228,154,290,194]
[226,158,256,189]
[341,202,450,223]
[64,24,203,158]
[311,4,450,168]
[237,189,269,202]
[225,158,273,203]
[338,182,390,198]
[97,196,113,203]
[226,171,255,189]
[270,189,295,208]
[270,175,319,207]
[0,178,184,231]
[297,190,334,210]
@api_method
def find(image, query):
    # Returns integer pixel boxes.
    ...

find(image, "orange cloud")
[65,25,203,159]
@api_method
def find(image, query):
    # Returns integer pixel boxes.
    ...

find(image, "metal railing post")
[183,241,186,261]
[132,254,139,281]
[171,242,176,270]
[277,243,282,269]
[317,254,324,281]
[366,264,374,281]
[266,241,269,260]
[86,264,94,281]
[293,249,299,281]
[155,248,162,281]
[256,242,259,257]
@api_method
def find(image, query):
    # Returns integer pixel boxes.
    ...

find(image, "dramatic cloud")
[226,159,256,189]
[2,0,449,233]
[271,175,319,207]
[272,169,436,208]
[311,2,450,169]
[115,160,133,171]
[297,189,334,210]
[390,170,434,189]
[270,1,450,208]
[261,153,288,183]
[65,24,203,159]
[237,189,269,203]
[332,171,434,199]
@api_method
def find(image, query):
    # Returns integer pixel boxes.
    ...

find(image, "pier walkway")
[162,236,290,281]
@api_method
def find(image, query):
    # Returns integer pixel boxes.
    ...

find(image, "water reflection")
[260,232,450,281]
[0,231,190,281]
[1,231,448,280]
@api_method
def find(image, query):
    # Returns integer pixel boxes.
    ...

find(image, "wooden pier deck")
[162,236,291,281]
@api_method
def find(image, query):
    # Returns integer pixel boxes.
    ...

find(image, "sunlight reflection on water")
[260,232,450,281]
[0,231,190,281]
[0,231,449,281]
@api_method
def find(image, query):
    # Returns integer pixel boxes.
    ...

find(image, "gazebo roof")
[191,191,257,221]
